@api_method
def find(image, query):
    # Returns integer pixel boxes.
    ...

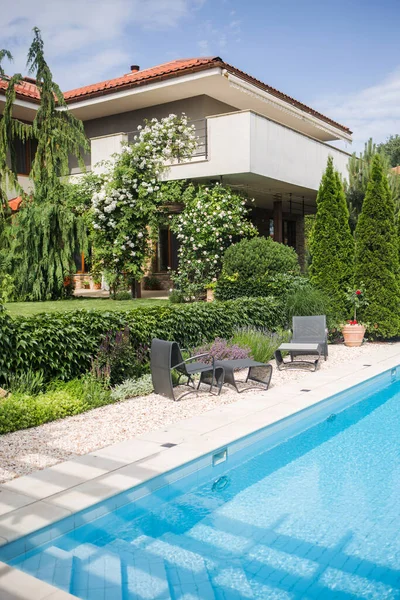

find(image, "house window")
[14,138,37,175]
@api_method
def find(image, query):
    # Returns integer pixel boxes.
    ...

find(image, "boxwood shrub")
[0,297,284,384]
[0,377,112,435]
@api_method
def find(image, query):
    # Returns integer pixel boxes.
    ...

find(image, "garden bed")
[0,342,392,484]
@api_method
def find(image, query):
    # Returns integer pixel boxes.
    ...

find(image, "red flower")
[356,290,361,295]
[347,319,358,325]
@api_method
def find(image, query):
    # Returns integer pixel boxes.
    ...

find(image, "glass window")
[14,138,37,175]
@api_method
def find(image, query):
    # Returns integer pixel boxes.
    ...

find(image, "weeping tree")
[0,51,33,297]
[1,29,89,300]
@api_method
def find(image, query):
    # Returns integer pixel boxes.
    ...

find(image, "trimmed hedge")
[1,297,284,384]
[215,274,306,301]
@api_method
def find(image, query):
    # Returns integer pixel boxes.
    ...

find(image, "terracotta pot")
[206,288,214,303]
[341,323,365,347]
[83,284,91,290]
[93,283,102,290]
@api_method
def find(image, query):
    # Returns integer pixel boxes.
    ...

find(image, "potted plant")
[341,286,368,347]
[93,277,102,290]
[82,280,91,290]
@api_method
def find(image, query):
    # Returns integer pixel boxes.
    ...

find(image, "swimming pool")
[2,368,400,599]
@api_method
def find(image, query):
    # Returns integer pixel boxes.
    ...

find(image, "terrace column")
[273,200,283,243]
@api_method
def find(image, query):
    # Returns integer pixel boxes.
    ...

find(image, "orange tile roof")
[1,56,351,134]
[8,196,23,211]
[64,57,215,101]
[0,77,40,102]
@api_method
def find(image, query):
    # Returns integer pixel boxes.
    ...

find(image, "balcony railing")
[126,118,207,161]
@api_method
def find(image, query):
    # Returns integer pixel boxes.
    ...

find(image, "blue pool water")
[4,373,400,599]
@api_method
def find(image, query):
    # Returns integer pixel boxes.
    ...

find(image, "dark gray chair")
[274,315,328,371]
[291,315,328,361]
[150,338,224,401]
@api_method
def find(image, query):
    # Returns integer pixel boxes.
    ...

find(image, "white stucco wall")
[249,111,349,188]
[91,133,128,174]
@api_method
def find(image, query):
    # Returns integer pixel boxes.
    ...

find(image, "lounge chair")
[274,315,328,371]
[150,338,224,401]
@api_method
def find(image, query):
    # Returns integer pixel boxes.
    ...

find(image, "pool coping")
[0,343,399,599]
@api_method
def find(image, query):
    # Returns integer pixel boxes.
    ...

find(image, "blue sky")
[1,0,399,150]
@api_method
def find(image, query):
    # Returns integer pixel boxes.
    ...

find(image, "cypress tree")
[309,157,354,316]
[355,154,400,338]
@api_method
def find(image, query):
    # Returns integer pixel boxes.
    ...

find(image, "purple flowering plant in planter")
[193,337,251,366]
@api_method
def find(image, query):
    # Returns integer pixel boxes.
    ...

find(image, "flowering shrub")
[169,183,257,300]
[91,114,197,291]
[193,337,251,364]
[92,326,149,385]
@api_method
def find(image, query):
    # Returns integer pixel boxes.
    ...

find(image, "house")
[1,57,352,284]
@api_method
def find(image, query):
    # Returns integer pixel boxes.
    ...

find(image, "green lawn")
[5,297,167,317]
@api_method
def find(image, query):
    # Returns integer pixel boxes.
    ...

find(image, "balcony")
[90,110,351,210]
[164,111,351,202]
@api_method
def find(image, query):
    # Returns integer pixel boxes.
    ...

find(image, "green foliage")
[110,375,154,401]
[1,297,284,384]
[114,291,132,301]
[221,236,300,280]
[143,275,162,290]
[0,303,14,383]
[354,154,400,338]
[346,139,400,230]
[27,28,88,197]
[231,327,290,363]
[378,135,400,168]
[92,326,149,385]
[1,30,89,301]
[0,49,32,206]
[215,236,301,300]
[0,376,112,435]
[169,183,257,299]
[309,157,355,316]
[11,201,87,301]
[6,369,44,396]
[0,273,15,303]
[215,273,306,301]
[286,285,335,326]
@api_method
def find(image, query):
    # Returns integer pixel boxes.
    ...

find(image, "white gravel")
[0,342,394,483]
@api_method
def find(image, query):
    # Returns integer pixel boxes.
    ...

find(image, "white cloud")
[313,68,400,152]
[0,0,205,88]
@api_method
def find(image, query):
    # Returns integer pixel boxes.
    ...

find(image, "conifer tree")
[3,29,90,300]
[346,138,400,230]
[355,154,400,338]
[309,157,354,316]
